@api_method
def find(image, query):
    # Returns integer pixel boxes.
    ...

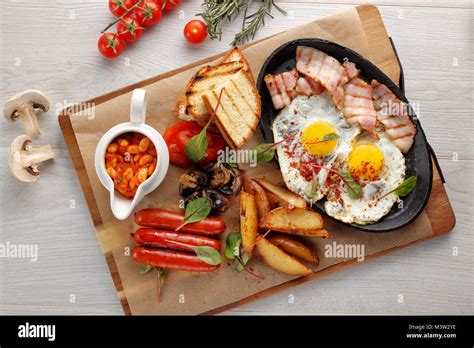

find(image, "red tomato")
[117,16,144,43]
[184,20,208,44]
[161,0,180,11]
[135,0,162,26]
[109,0,137,17]
[98,33,125,59]
[163,121,225,167]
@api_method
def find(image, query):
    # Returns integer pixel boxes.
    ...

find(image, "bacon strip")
[296,46,348,110]
[295,76,324,96]
[343,78,378,139]
[264,69,299,109]
[371,80,416,153]
[345,62,360,80]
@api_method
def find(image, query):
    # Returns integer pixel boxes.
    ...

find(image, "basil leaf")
[253,143,275,163]
[340,171,362,199]
[193,246,221,265]
[139,265,153,275]
[322,132,339,141]
[185,127,208,162]
[393,176,417,196]
[157,268,165,278]
[225,232,242,260]
[176,197,212,231]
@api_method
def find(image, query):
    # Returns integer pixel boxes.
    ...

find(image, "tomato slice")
[163,121,225,167]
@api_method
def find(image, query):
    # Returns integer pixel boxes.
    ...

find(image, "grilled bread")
[175,47,253,127]
[201,68,261,149]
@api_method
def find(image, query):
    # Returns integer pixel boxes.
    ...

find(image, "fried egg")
[324,132,406,224]
[272,93,361,201]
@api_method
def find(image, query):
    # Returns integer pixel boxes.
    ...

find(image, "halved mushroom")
[179,169,208,197]
[183,189,229,213]
[4,90,50,136]
[9,135,55,182]
[206,162,242,196]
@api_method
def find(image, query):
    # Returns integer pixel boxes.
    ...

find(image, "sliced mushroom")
[9,135,55,182]
[179,169,208,197]
[4,90,50,136]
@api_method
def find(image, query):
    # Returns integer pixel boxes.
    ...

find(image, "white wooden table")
[0,0,473,315]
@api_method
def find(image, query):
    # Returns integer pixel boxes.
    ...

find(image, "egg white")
[324,132,406,225]
[272,94,361,202]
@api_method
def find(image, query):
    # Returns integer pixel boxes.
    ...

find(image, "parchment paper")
[69,7,433,315]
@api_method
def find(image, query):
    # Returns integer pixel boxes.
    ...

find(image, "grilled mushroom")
[183,189,229,213]
[206,162,242,195]
[178,169,208,197]
[204,189,229,212]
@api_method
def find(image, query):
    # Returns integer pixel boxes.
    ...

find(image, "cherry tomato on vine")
[184,20,208,44]
[98,33,125,59]
[109,0,137,17]
[117,16,144,42]
[135,0,163,27]
[161,0,180,11]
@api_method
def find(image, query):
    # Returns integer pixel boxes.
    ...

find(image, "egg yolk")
[301,121,338,156]
[348,143,385,181]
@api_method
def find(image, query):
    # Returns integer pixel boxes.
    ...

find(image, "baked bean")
[105,132,158,199]
[117,138,129,147]
[128,145,140,155]
[139,137,150,152]
[107,143,118,153]
[139,154,153,166]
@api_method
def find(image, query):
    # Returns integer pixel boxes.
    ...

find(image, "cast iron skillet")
[256,38,433,232]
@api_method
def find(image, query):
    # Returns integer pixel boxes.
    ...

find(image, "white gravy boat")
[94,89,169,220]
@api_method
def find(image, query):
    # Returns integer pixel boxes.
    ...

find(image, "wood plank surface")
[0,0,472,315]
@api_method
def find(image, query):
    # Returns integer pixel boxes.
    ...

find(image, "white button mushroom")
[4,89,50,136]
[9,135,55,182]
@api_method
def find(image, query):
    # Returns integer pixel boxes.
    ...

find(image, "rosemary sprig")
[232,0,286,45]
[199,0,286,45]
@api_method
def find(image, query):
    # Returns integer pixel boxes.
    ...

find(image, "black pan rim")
[256,38,433,233]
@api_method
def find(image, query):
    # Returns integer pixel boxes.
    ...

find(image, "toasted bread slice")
[222,47,253,81]
[187,67,242,120]
[175,47,253,127]
[202,68,261,149]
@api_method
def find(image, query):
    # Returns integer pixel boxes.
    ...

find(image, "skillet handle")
[389,37,446,184]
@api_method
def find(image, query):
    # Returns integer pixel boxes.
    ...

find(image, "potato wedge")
[269,235,319,263]
[243,177,270,220]
[260,207,329,238]
[240,191,258,256]
[254,178,306,209]
[256,237,313,276]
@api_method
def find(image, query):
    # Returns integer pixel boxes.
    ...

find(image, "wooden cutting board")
[58,5,455,315]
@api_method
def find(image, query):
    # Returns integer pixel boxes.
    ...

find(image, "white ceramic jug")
[94,89,169,220]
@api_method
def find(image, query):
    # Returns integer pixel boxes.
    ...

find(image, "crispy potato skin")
[243,177,270,221]
[259,207,329,238]
[269,235,319,263]
[240,191,258,257]
[254,178,306,209]
[256,238,313,276]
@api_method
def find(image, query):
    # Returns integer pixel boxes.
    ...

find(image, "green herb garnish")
[139,264,153,275]
[184,89,224,162]
[175,197,212,231]
[379,176,417,200]
[225,232,264,279]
